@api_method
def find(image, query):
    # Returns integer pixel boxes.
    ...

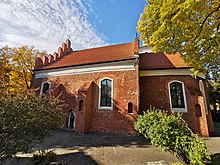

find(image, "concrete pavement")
[6,129,220,165]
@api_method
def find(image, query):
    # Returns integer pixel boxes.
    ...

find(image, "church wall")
[139,75,214,137]
[33,68,139,134]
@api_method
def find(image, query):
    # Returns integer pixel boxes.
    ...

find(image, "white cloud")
[0,0,107,53]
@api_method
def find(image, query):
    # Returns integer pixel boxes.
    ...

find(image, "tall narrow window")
[79,100,84,111]
[41,82,50,94]
[99,78,113,109]
[128,102,133,113]
[168,81,187,112]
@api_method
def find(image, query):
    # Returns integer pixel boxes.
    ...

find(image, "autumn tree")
[137,0,220,77]
[0,46,63,164]
[0,46,46,93]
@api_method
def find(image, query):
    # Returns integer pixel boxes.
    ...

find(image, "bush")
[134,107,211,165]
[31,150,57,165]
[0,91,63,164]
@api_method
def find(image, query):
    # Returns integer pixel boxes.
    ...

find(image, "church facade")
[32,38,214,136]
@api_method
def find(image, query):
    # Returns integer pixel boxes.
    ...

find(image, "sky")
[0,0,146,54]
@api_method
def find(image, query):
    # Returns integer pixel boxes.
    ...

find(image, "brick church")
[32,37,214,137]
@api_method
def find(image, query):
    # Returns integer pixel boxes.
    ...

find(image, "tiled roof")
[139,52,190,69]
[38,42,136,70]
[34,38,189,71]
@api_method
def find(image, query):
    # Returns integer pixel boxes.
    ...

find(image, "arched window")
[40,81,51,94]
[67,111,75,129]
[79,100,84,111]
[168,81,187,112]
[99,78,113,109]
[128,102,133,113]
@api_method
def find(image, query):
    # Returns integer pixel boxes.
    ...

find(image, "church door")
[68,112,75,129]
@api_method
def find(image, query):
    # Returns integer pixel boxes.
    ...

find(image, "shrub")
[0,91,63,164]
[134,107,211,165]
[31,150,57,165]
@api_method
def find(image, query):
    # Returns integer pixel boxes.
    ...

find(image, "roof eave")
[33,57,137,72]
[139,66,193,70]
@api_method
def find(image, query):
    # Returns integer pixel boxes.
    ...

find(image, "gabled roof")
[34,38,190,71]
[34,38,139,70]
[139,52,190,69]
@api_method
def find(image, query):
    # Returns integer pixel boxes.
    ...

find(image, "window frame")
[168,80,187,113]
[40,81,51,95]
[98,77,113,110]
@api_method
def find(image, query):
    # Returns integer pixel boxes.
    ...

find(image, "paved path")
[6,129,220,165]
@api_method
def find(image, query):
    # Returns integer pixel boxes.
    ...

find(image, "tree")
[0,46,46,93]
[0,91,63,164]
[135,107,211,164]
[137,0,220,76]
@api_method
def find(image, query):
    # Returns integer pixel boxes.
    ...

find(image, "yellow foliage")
[137,0,220,77]
[0,45,46,94]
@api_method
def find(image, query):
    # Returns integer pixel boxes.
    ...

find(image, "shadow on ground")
[6,151,98,165]
[29,129,151,153]
[5,129,155,165]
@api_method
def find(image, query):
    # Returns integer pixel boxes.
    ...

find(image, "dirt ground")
[5,129,220,165]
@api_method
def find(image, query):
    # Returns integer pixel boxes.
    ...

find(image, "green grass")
[214,122,220,128]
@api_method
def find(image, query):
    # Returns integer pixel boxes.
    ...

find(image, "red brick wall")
[139,75,213,136]
[33,69,138,134]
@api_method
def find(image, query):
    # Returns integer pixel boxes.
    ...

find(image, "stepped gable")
[34,37,139,70]
[34,39,73,70]
[139,52,190,69]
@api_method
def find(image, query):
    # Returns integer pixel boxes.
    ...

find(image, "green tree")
[135,107,211,164]
[0,46,46,93]
[0,91,63,164]
[137,0,220,76]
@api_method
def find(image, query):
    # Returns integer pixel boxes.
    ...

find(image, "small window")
[79,100,84,111]
[40,82,51,94]
[128,102,133,113]
[99,78,113,109]
[168,81,187,112]
[195,104,202,117]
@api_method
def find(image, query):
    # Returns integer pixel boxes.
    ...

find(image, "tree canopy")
[0,46,63,164]
[137,0,220,77]
[0,46,46,93]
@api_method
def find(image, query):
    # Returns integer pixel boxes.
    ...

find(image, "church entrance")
[67,111,75,130]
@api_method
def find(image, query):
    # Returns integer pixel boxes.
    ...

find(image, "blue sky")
[0,0,146,53]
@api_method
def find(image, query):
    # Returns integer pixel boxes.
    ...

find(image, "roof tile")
[139,52,190,69]
[39,42,135,70]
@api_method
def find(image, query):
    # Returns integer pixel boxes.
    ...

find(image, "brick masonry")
[139,75,214,136]
[33,69,139,134]
[33,69,214,136]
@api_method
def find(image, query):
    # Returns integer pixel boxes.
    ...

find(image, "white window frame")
[40,81,51,95]
[98,77,113,110]
[168,80,187,113]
